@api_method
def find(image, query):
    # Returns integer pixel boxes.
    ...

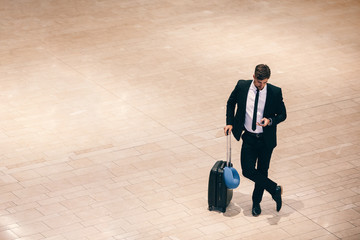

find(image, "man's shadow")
[222,191,304,225]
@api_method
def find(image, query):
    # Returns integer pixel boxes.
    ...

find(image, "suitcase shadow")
[223,202,242,217]
[222,191,246,217]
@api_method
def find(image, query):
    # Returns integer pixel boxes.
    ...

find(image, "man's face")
[253,75,268,90]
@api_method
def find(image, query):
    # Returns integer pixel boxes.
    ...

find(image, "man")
[224,64,287,216]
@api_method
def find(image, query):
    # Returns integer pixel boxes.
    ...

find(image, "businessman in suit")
[224,64,287,216]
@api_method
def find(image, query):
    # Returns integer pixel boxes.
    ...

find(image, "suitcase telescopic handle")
[226,131,231,166]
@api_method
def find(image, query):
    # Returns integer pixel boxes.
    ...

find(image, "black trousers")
[241,131,277,204]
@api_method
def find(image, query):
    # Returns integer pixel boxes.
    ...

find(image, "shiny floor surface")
[1,0,360,239]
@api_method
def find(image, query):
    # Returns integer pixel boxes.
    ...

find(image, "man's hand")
[224,125,233,135]
[257,118,270,127]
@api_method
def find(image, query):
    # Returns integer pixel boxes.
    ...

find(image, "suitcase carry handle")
[226,131,231,167]
[224,131,240,189]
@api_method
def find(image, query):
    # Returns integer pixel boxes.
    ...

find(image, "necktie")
[252,88,259,131]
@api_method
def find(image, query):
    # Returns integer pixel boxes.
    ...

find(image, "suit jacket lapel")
[242,80,252,108]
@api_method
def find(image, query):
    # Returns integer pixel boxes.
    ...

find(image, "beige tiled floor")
[1,0,360,239]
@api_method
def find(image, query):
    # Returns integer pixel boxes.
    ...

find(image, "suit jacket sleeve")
[272,88,287,126]
[226,82,239,126]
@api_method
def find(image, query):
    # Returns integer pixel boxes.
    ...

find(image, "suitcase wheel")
[208,206,214,211]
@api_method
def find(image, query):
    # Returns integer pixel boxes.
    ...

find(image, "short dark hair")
[254,64,271,80]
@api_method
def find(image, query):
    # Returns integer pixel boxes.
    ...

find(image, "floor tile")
[1,0,359,239]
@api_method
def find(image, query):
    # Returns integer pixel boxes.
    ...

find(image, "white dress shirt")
[244,81,267,133]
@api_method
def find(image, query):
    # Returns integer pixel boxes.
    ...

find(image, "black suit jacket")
[226,80,287,149]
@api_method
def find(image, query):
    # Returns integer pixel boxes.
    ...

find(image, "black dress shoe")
[273,186,283,212]
[252,203,261,217]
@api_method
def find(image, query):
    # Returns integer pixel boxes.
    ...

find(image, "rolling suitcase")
[208,133,233,213]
